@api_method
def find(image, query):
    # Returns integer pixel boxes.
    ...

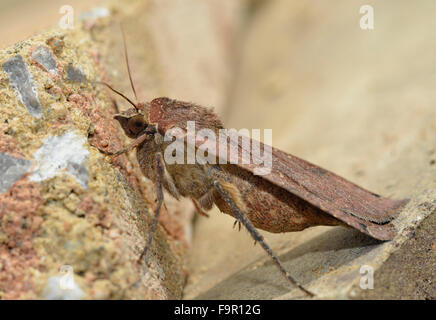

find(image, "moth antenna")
[94,81,139,112]
[112,98,120,113]
[120,24,138,103]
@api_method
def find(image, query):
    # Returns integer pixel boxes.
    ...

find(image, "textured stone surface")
[78,7,110,21]
[356,210,435,299]
[3,0,432,301]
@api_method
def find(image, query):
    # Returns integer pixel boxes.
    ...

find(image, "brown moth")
[95,33,408,297]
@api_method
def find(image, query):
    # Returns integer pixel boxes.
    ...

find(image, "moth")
[95,34,408,297]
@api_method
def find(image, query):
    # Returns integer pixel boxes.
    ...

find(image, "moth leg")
[232,219,241,231]
[212,179,315,297]
[98,133,149,156]
[138,151,165,263]
[191,198,210,217]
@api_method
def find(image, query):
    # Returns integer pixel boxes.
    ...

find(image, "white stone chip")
[29,131,90,188]
[2,55,42,118]
[43,275,84,300]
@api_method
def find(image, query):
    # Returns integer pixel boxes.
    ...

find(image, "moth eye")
[128,116,145,134]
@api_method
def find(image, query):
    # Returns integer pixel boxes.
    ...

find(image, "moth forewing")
[188,125,408,240]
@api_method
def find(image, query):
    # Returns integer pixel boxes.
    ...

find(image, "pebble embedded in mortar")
[2,55,42,118]
[29,131,90,189]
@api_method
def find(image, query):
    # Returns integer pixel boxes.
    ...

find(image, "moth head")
[95,82,152,138]
[114,110,148,138]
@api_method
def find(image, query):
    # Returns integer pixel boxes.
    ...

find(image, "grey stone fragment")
[67,162,89,189]
[0,153,32,193]
[66,63,86,83]
[2,55,42,118]
[31,46,58,75]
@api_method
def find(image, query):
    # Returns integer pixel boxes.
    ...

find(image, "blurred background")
[0,0,100,48]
